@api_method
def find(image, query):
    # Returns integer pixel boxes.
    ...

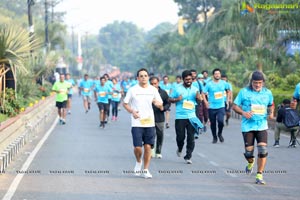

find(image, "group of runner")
[52,68,275,185]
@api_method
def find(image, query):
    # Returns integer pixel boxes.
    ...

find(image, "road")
[0,94,299,200]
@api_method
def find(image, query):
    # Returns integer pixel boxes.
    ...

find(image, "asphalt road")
[0,93,299,200]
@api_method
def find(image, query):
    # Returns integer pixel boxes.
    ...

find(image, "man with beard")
[169,70,202,164]
[202,68,231,143]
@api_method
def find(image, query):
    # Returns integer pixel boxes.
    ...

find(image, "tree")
[0,25,41,110]
[98,21,147,72]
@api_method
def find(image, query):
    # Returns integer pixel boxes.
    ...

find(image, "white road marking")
[209,161,219,167]
[2,118,58,200]
[197,153,206,158]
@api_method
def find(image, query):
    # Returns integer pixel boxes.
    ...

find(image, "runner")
[169,70,202,164]
[94,76,112,128]
[52,74,71,125]
[221,74,233,126]
[111,77,122,121]
[202,68,231,143]
[150,76,171,159]
[79,74,94,113]
[232,70,274,185]
[123,68,163,179]
[159,75,172,129]
[65,73,76,114]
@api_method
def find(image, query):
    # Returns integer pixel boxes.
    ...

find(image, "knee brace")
[257,146,268,158]
[244,150,254,163]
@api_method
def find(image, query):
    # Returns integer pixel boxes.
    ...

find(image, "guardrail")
[0,95,57,173]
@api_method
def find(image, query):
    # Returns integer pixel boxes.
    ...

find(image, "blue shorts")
[131,127,155,148]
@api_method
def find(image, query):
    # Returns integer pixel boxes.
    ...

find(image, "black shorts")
[68,94,72,99]
[56,101,67,109]
[242,130,268,147]
[131,127,155,147]
[97,102,109,112]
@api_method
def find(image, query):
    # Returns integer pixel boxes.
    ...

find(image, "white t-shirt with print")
[124,84,163,127]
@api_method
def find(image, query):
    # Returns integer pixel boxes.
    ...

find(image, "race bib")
[140,117,153,125]
[251,104,266,115]
[84,88,90,93]
[59,89,67,94]
[214,92,223,99]
[99,92,106,97]
[183,100,194,110]
[112,92,119,98]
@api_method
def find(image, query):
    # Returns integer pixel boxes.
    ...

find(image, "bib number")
[140,117,153,125]
[251,104,265,115]
[183,100,194,110]
[214,92,223,99]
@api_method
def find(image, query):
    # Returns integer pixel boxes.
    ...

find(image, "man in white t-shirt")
[123,68,163,179]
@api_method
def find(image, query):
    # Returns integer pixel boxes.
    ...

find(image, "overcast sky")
[56,0,180,34]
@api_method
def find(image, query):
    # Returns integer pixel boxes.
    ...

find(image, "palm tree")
[0,24,40,109]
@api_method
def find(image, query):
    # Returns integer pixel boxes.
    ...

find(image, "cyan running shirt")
[65,79,75,95]
[234,87,273,132]
[94,85,112,103]
[293,83,300,100]
[160,82,172,95]
[170,84,198,119]
[224,82,233,101]
[80,80,94,96]
[192,81,203,92]
[105,80,114,99]
[121,80,130,92]
[203,80,230,109]
[111,83,122,102]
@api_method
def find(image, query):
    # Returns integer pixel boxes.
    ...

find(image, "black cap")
[251,71,265,81]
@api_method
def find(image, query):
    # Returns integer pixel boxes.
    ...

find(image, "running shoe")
[273,141,280,148]
[166,123,170,129]
[185,159,192,164]
[156,154,162,159]
[218,135,224,143]
[245,160,255,174]
[255,173,266,185]
[142,169,152,179]
[134,161,142,176]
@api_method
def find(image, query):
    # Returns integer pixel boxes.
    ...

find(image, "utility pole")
[27,0,35,52]
[45,0,50,52]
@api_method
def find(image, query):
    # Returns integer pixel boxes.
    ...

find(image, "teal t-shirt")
[203,80,230,109]
[80,80,94,96]
[170,84,198,119]
[111,83,122,102]
[65,79,75,95]
[234,87,273,132]
[94,85,112,103]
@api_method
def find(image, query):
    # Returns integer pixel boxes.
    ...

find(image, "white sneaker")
[185,159,192,164]
[134,161,142,176]
[142,169,152,179]
[151,149,156,158]
[156,154,162,159]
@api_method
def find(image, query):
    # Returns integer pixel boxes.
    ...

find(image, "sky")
[56,0,180,34]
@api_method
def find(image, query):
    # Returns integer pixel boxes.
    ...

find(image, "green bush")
[0,88,22,117]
